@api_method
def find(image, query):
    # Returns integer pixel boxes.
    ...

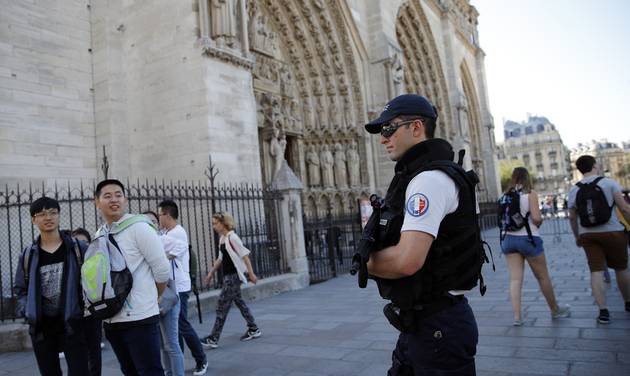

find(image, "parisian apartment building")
[571,139,630,188]
[497,116,572,196]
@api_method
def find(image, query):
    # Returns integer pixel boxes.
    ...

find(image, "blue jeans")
[105,320,164,376]
[160,300,184,376]
[388,299,478,375]
[178,291,207,366]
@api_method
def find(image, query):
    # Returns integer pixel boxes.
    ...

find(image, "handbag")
[158,278,179,316]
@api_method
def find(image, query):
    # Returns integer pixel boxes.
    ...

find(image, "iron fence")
[303,212,362,284]
[0,180,288,322]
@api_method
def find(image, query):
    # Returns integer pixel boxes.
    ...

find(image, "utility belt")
[383,295,464,333]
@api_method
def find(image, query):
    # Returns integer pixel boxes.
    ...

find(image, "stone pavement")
[1,231,629,375]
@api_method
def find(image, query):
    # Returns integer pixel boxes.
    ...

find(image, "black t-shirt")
[38,243,66,333]
[218,243,237,276]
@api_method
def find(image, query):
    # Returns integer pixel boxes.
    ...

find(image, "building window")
[537,124,545,132]
[525,126,533,135]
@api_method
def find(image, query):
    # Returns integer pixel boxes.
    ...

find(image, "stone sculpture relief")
[269,127,287,178]
[347,141,360,187]
[306,145,321,187]
[333,143,347,188]
[210,0,237,48]
[320,144,334,188]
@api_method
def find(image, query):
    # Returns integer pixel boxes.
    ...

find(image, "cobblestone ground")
[1,228,629,375]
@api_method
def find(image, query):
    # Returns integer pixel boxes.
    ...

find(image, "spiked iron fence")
[0,180,287,322]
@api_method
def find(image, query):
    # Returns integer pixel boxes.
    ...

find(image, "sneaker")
[240,328,262,341]
[552,304,571,319]
[193,361,208,376]
[625,301,630,312]
[512,319,524,327]
[597,309,610,324]
[200,336,218,349]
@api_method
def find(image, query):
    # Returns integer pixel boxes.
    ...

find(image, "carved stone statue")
[343,95,353,130]
[328,96,339,130]
[347,141,360,187]
[210,0,237,48]
[457,91,470,141]
[306,145,321,187]
[269,127,286,178]
[391,53,404,97]
[333,143,347,188]
[315,96,325,131]
[320,144,334,188]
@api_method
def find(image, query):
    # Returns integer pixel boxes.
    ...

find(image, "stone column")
[270,161,310,288]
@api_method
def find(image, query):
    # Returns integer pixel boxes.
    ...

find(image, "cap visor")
[364,114,394,134]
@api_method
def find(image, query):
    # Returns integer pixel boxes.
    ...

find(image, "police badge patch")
[406,193,429,217]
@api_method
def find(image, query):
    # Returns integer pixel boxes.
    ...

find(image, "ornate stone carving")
[333,143,347,188]
[391,53,405,97]
[269,127,287,178]
[347,141,360,187]
[211,0,237,47]
[306,145,321,187]
[250,7,280,57]
[320,144,334,188]
[342,95,353,130]
[328,96,339,130]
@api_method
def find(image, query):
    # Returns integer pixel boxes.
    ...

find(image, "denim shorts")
[501,235,544,258]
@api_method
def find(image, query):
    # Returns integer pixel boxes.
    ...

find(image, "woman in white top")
[500,167,570,326]
[200,212,261,349]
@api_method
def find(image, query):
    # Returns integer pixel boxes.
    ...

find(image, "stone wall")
[0,0,96,186]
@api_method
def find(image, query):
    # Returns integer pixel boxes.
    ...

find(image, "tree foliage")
[498,159,523,192]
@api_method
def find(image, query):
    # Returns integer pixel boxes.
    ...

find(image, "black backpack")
[575,177,613,227]
[498,188,534,243]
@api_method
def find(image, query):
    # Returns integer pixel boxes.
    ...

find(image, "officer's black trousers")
[388,297,478,376]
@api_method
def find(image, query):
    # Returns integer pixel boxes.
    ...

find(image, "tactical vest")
[373,138,487,310]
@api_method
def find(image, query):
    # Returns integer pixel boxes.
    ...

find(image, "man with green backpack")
[88,179,171,375]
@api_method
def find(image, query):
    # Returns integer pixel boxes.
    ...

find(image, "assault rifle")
[351,194,384,288]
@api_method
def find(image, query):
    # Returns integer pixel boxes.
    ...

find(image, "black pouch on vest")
[383,303,415,333]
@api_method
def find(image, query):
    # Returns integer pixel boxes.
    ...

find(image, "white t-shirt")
[162,224,192,293]
[401,170,459,236]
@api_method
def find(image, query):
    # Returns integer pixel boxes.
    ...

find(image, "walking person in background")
[200,212,261,349]
[500,167,570,326]
[157,200,208,376]
[568,155,630,324]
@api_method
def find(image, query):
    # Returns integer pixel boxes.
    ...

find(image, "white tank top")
[506,192,540,236]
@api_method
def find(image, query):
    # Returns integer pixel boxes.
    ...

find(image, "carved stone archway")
[248,0,368,217]
[459,61,485,191]
[395,1,453,139]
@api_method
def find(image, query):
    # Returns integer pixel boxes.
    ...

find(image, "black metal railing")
[0,180,288,322]
[303,212,362,284]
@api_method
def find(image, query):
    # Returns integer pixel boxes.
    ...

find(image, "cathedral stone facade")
[0,0,500,215]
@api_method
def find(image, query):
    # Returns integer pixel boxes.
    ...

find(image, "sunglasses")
[380,119,418,138]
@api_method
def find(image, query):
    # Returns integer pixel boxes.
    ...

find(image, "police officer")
[364,94,484,375]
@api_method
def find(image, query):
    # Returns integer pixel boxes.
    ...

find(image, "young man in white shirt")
[158,200,208,375]
[95,179,171,376]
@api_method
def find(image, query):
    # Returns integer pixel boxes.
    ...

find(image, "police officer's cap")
[365,94,438,134]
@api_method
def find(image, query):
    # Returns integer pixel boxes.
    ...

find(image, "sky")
[470,0,630,149]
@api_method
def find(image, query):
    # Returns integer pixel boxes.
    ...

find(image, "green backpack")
[81,215,155,319]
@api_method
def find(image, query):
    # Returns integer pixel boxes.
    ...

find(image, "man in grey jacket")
[95,179,171,375]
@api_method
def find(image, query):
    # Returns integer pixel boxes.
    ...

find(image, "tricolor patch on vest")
[406,193,429,217]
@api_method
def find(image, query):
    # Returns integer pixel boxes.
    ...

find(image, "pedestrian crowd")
[14,179,261,376]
